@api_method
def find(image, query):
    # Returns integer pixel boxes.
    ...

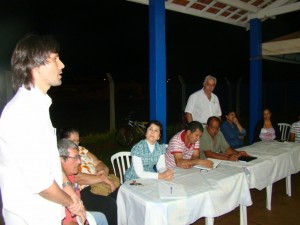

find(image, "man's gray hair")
[57,138,79,157]
[203,75,217,85]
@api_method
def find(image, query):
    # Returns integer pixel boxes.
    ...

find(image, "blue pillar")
[149,0,167,143]
[249,19,262,143]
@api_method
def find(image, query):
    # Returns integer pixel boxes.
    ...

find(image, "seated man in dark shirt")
[220,110,247,148]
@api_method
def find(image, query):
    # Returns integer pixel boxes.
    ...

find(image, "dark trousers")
[81,186,118,225]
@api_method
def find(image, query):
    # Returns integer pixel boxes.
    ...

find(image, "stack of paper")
[158,182,187,199]
[193,158,222,170]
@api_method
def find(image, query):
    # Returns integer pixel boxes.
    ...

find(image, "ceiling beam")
[248,1,300,19]
[165,3,247,27]
[126,0,247,27]
[217,0,259,13]
[263,55,300,64]
[262,37,300,55]
[127,0,148,5]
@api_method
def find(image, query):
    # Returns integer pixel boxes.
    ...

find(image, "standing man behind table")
[185,75,222,125]
[0,34,85,225]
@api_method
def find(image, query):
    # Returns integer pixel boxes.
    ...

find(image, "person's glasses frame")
[61,155,81,161]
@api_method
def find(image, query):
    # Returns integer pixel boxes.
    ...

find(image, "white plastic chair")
[278,123,291,141]
[278,123,292,197]
[77,211,97,225]
[111,151,131,184]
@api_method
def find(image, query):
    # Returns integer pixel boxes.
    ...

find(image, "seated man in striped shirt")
[165,121,213,169]
[290,114,300,143]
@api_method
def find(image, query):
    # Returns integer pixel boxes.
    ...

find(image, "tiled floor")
[1,172,300,225]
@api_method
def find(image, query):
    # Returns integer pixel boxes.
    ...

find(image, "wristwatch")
[62,181,73,188]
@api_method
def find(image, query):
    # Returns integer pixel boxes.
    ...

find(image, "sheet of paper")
[158,182,187,199]
[193,158,223,170]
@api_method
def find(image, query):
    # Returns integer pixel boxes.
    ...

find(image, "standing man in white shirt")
[0,34,85,225]
[185,75,222,125]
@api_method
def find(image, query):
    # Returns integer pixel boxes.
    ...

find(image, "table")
[117,166,252,225]
[223,141,300,210]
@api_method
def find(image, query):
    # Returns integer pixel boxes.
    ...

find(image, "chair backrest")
[111,151,131,184]
[278,123,292,141]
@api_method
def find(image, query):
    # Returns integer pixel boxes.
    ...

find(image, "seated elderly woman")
[124,120,174,181]
[60,128,117,225]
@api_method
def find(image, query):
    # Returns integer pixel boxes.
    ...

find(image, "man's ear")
[31,67,40,80]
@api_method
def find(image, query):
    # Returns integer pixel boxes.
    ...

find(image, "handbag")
[90,174,120,196]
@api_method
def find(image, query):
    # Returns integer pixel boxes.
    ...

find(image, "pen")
[170,186,172,194]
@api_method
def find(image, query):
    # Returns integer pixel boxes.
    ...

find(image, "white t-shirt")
[0,87,64,225]
[291,121,300,143]
[185,88,222,124]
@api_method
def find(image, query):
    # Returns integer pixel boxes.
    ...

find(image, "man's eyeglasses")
[71,139,80,145]
[61,155,81,161]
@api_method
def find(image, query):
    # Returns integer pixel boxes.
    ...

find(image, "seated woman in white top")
[253,108,281,142]
[124,120,174,181]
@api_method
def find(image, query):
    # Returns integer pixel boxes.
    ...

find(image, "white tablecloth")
[221,141,300,190]
[117,166,252,225]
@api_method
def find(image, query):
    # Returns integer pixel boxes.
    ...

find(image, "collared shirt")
[165,131,200,169]
[185,88,222,124]
[78,146,97,190]
[220,121,246,148]
[200,129,229,159]
[0,87,64,225]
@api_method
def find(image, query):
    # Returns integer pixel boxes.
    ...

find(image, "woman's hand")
[99,174,116,192]
[95,169,106,176]
[158,169,174,180]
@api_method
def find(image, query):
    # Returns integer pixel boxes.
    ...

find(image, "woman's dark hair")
[185,121,203,133]
[262,107,272,113]
[145,120,163,144]
[59,128,79,139]
[11,33,60,91]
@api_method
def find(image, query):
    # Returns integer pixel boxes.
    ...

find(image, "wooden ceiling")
[128,0,300,29]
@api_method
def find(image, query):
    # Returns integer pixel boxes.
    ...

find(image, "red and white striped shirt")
[165,131,200,169]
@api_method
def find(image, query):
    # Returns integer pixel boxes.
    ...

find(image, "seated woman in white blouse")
[124,120,174,181]
[253,108,281,142]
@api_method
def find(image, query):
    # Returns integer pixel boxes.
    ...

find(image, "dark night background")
[1,0,300,135]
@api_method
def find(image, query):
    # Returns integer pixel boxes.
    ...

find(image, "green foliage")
[80,130,117,145]
[80,130,130,168]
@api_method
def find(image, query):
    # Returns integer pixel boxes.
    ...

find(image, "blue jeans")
[89,211,108,225]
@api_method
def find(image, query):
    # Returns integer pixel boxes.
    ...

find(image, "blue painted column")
[249,19,262,143]
[149,0,167,143]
